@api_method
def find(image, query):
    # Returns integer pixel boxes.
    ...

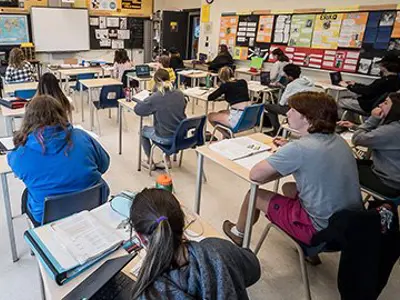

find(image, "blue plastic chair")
[92,84,123,135]
[42,182,109,225]
[148,115,207,176]
[15,89,36,99]
[209,103,264,142]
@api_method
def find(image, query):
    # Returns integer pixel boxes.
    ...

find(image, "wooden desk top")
[178,70,209,79]
[235,67,261,76]
[126,74,153,82]
[315,81,347,91]
[183,60,209,71]
[118,99,137,111]
[247,81,280,93]
[0,155,11,174]
[3,82,38,95]
[196,133,276,183]
[182,87,215,101]
[57,67,102,76]
[1,106,25,117]
[80,78,122,88]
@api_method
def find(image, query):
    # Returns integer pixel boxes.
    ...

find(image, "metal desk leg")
[118,104,123,155]
[137,116,143,171]
[80,84,84,122]
[59,72,62,88]
[89,88,94,131]
[65,76,70,95]
[194,153,204,214]
[243,184,258,249]
[5,116,13,136]
[1,173,18,262]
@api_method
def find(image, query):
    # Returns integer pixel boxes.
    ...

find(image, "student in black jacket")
[208,44,234,72]
[169,47,184,71]
[338,54,400,116]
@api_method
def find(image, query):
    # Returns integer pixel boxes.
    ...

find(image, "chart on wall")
[219,15,239,53]
[236,15,259,47]
[363,11,396,50]
[338,12,369,48]
[288,14,315,47]
[312,13,343,49]
[90,0,117,11]
[273,15,291,44]
[0,15,30,46]
[256,15,274,43]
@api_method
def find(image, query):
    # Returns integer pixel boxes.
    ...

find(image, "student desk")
[56,67,104,95]
[79,78,123,128]
[195,133,277,248]
[1,106,25,136]
[235,67,261,81]
[177,70,210,89]
[183,60,209,71]
[182,87,217,115]
[315,81,348,101]
[3,81,38,96]
[126,73,154,91]
[0,155,17,262]
[117,99,144,172]
[38,204,222,300]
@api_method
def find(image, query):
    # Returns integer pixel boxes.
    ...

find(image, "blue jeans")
[141,126,173,158]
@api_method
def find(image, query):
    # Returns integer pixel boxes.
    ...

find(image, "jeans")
[141,126,174,158]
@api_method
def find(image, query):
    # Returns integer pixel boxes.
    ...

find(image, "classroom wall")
[199,0,400,84]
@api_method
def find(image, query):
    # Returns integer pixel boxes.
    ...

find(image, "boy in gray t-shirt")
[223,92,363,246]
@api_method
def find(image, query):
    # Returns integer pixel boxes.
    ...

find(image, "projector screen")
[31,7,90,52]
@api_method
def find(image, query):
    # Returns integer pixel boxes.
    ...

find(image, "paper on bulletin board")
[256,15,274,43]
[338,12,369,48]
[312,13,343,49]
[201,4,210,23]
[233,46,249,60]
[219,16,239,53]
[288,14,315,47]
[273,15,291,44]
[90,0,117,11]
[392,11,400,38]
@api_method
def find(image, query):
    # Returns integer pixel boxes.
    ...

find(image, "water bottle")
[206,75,211,88]
[155,174,173,192]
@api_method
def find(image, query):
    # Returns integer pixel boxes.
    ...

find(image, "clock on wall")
[206,0,214,4]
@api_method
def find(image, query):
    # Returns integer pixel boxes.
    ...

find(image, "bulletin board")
[88,0,152,17]
[218,4,400,76]
[89,16,144,49]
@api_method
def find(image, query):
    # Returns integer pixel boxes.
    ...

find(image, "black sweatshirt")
[208,79,250,106]
[208,53,234,72]
[348,74,400,113]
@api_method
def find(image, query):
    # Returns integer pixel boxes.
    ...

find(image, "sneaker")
[154,162,166,170]
[223,220,243,247]
[141,160,156,171]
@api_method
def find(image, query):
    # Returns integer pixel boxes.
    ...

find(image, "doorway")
[187,12,200,59]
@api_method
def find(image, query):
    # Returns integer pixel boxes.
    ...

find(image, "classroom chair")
[121,68,136,89]
[209,103,264,143]
[15,89,36,99]
[71,73,96,110]
[91,84,123,135]
[148,115,206,177]
[361,186,400,207]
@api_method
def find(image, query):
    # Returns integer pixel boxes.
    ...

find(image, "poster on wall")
[90,0,117,11]
[322,50,360,73]
[338,12,369,48]
[312,13,343,49]
[219,15,239,53]
[391,11,400,38]
[288,14,315,47]
[233,46,249,60]
[256,15,274,43]
[248,44,270,60]
[363,11,395,50]
[121,0,142,9]
[236,15,259,47]
[273,15,291,44]
[291,47,325,69]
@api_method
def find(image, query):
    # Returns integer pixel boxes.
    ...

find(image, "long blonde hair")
[153,68,173,94]
[218,66,235,83]
[8,48,26,68]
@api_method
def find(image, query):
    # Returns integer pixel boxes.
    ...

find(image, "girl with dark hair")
[7,95,110,226]
[338,92,400,197]
[270,48,290,83]
[113,49,133,81]
[5,48,35,83]
[129,188,261,299]
[37,72,73,121]
[208,44,234,72]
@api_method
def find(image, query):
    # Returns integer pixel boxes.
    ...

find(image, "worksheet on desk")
[209,137,271,160]
[235,151,272,170]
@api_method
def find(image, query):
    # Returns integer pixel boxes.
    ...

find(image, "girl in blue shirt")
[8,95,110,226]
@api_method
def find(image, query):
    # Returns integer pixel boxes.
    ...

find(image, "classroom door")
[162,11,189,59]
[187,13,201,59]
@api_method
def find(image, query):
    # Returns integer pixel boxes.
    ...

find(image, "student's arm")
[270,62,280,82]
[5,66,12,82]
[278,83,294,106]
[347,79,382,96]
[251,142,302,184]
[89,137,110,173]
[207,84,226,101]
[133,94,158,116]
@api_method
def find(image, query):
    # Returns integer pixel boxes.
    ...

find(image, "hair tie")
[156,216,168,224]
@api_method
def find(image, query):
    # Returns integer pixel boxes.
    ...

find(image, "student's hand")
[339,81,349,88]
[347,80,356,85]
[371,107,384,119]
[273,137,288,147]
[337,120,355,128]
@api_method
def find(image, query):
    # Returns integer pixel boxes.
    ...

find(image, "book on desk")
[24,202,138,286]
[0,97,29,109]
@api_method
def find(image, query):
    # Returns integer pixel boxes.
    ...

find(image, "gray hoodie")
[138,238,261,300]
[279,76,315,106]
[352,116,400,190]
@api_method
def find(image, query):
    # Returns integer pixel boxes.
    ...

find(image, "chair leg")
[179,151,183,167]
[295,242,312,300]
[149,144,156,176]
[208,127,218,145]
[95,109,101,136]
[108,109,112,119]
[163,153,172,178]
[173,154,177,162]
[254,222,273,255]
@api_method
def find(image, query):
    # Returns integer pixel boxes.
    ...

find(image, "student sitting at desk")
[338,92,400,198]
[208,44,234,73]
[224,92,362,247]
[264,64,314,136]
[7,95,110,227]
[36,72,73,121]
[113,49,133,81]
[269,48,290,83]
[134,69,186,170]
[169,47,184,71]
[148,55,177,90]
[338,54,400,116]
[207,67,251,137]
[129,188,261,300]
[5,48,35,83]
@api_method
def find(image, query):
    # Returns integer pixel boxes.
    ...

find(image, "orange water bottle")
[155,174,173,192]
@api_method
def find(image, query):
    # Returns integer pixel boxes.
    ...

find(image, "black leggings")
[357,160,400,198]
[21,189,41,227]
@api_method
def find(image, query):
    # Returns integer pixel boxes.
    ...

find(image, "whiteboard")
[31,7,90,52]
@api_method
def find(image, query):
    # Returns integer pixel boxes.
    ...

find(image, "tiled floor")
[0,96,399,299]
